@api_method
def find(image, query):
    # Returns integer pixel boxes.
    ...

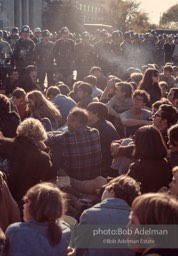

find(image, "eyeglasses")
[133,97,144,103]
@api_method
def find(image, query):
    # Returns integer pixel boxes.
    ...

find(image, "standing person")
[32,27,42,45]
[6,182,71,256]
[54,27,75,85]
[139,68,161,108]
[75,31,96,80]
[163,34,175,64]
[18,65,39,92]
[127,125,172,194]
[34,29,54,90]
[0,68,20,96]
[13,25,35,75]
[0,30,12,84]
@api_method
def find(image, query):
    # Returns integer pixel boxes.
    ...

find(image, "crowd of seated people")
[0,25,178,256]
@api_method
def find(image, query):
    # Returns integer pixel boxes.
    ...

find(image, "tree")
[160,4,178,29]
[42,0,82,33]
[102,0,151,32]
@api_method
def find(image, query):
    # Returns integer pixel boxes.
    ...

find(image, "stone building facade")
[0,0,42,31]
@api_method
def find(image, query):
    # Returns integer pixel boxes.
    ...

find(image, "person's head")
[60,27,70,40]
[169,167,178,196]
[132,89,150,109]
[23,182,64,246]
[9,69,19,81]
[168,124,178,153]
[72,81,83,93]
[101,175,141,207]
[133,125,167,160]
[130,72,143,85]
[46,86,60,101]
[167,88,178,107]
[159,81,168,97]
[164,65,173,78]
[42,29,51,42]
[90,66,102,78]
[83,75,97,88]
[140,68,159,91]
[16,117,47,144]
[0,94,10,115]
[153,104,178,131]
[26,90,62,126]
[12,87,26,107]
[25,65,37,83]
[67,107,88,131]
[57,84,70,96]
[34,27,41,37]
[77,83,92,99]
[115,82,133,99]
[21,25,30,39]
[87,102,108,125]
[152,98,171,114]
[130,192,178,225]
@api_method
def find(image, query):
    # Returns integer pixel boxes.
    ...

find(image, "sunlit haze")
[138,0,178,24]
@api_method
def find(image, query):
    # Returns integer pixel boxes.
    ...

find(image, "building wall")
[76,0,107,25]
[0,0,42,31]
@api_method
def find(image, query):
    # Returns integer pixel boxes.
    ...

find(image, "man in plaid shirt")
[62,107,107,194]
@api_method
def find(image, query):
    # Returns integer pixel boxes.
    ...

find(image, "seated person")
[167,87,178,109]
[0,94,20,138]
[10,87,29,120]
[77,82,95,109]
[47,107,107,194]
[87,102,119,177]
[5,182,71,256]
[75,175,140,256]
[130,192,178,255]
[120,89,152,137]
[167,124,178,169]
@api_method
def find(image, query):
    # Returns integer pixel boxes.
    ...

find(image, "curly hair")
[16,117,47,144]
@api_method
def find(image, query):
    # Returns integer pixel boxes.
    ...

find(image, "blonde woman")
[26,90,63,130]
[6,182,71,256]
[0,118,56,208]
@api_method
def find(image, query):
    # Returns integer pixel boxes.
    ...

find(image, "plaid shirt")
[62,126,102,180]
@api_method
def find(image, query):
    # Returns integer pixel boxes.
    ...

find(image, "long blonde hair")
[27,90,62,129]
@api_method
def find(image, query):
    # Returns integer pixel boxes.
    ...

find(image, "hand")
[67,247,75,256]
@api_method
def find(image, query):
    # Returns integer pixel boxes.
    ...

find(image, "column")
[22,0,29,26]
[29,0,34,29]
[14,0,22,28]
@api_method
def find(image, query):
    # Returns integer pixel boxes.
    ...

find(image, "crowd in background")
[0,24,178,256]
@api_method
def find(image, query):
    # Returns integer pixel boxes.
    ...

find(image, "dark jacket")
[0,136,55,202]
[0,112,20,138]
[127,158,172,193]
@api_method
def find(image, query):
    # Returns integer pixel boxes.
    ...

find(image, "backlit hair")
[103,175,141,206]
[132,192,178,224]
[16,117,47,144]
[23,182,65,246]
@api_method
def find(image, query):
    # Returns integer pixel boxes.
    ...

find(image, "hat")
[12,27,19,34]
[60,27,70,34]
[21,25,30,33]
[34,27,41,33]
[81,31,90,39]
[42,29,51,37]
